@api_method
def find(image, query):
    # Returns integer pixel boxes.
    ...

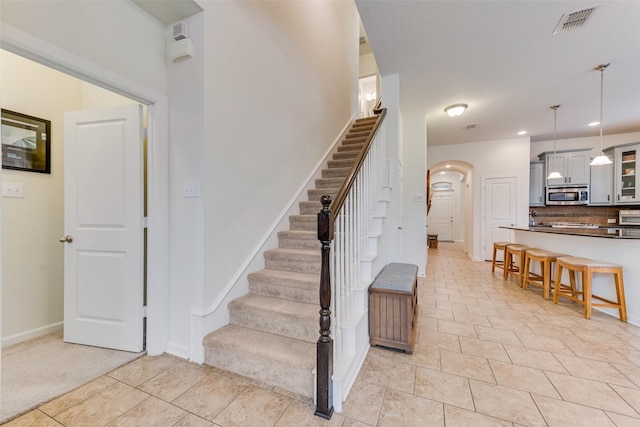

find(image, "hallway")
[5,242,640,426]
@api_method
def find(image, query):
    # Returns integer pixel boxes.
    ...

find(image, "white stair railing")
[316,109,388,418]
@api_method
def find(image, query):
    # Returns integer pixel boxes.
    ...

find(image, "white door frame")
[1,24,169,355]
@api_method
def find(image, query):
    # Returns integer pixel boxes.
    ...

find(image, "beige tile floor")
[5,242,640,426]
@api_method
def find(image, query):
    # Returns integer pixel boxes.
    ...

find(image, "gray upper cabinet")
[529,162,545,206]
[613,143,639,204]
[540,149,590,186]
[589,161,613,205]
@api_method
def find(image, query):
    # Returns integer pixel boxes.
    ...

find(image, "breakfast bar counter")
[516,225,640,239]
[501,225,640,325]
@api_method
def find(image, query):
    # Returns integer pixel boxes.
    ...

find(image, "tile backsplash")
[530,205,640,226]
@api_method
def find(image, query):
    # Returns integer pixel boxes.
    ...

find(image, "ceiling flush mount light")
[518,130,528,135]
[590,63,613,166]
[588,121,600,127]
[444,103,468,117]
[547,105,563,180]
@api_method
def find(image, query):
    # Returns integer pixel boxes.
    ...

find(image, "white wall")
[193,1,360,357]
[1,0,167,95]
[1,50,134,345]
[359,52,378,78]
[380,74,404,269]
[401,110,427,275]
[1,51,75,343]
[428,137,530,260]
[165,12,205,358]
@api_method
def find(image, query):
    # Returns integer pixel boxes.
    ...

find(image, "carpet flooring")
[1,330,144,423]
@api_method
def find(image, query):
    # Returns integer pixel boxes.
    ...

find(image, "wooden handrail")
[330,108,387,216]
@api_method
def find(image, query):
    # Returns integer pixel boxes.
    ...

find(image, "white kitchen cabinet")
[613,143,639,204]
[589,161,613,205]
[540,149,590,186]
[529,162,545,206]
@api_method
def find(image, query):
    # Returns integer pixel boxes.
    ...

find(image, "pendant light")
[589,63,612,166]
[547,105,563,180]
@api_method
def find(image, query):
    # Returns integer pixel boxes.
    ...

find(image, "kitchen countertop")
[501,225,640,239]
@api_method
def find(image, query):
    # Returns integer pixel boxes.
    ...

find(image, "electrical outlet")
[183,181,201,198]
[415,193,424,202]
[608,218,617,224]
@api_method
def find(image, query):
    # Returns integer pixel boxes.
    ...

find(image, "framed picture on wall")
[1,109,51,174]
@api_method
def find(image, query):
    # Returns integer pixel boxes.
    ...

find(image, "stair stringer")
[188,115,356,364]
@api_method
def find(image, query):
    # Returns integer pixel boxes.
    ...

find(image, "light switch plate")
[2,182,24,198]
[607,218,616,223]
[184,181,201,198]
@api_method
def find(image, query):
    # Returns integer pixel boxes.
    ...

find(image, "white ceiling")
[131,0,201,25]
[356,1,640,147]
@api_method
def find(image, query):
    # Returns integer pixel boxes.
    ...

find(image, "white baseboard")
[2,322,63,347]
[165,342,190,360]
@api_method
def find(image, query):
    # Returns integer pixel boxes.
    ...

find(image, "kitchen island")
[501,225,640,325]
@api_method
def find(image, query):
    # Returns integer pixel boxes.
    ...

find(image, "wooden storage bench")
[369,262,418,353]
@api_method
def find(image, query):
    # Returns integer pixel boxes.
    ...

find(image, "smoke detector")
[553,5,600,34]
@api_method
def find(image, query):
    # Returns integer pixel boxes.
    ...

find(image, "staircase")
[203,116,378,401]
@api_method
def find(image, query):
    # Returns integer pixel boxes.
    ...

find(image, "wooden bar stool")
[504,244,531,285]
[522,249,564,299]
[553,256,627,322]
[491,241,512,273]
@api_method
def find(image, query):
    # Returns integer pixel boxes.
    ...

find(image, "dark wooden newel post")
[315,195,334,419]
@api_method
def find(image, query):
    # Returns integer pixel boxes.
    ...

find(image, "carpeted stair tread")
[346,130,370,139]
[228,294,318,343]
[248,268,318,304]
[342,137,367,145]
[308,188,339,201]
[315,177,345,188]
[278,230,319,248]
[328,158,355,168]
[298,201,323,215]
[264,247,321,273]
[322,167,350,178]
[203,325,314,399]
[338,143,364,152]
[289,215,316,231]
[333,151,360,160]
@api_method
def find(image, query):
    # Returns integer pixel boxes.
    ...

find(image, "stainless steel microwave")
[546,185,589,205]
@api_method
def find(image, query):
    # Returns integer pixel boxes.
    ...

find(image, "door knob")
[59,235,73,243]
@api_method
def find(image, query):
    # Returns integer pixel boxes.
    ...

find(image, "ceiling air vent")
[552,5,600,34]
[463,123,479,130]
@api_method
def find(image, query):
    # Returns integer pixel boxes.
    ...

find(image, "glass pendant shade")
[547,171,563,179]
[547,105,563,180]
[589,63,612,166]
[590,154,612,166]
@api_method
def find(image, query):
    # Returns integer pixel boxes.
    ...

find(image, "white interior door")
[429,191,454,241]
[63,104,144,352]
[483,177,517,261]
